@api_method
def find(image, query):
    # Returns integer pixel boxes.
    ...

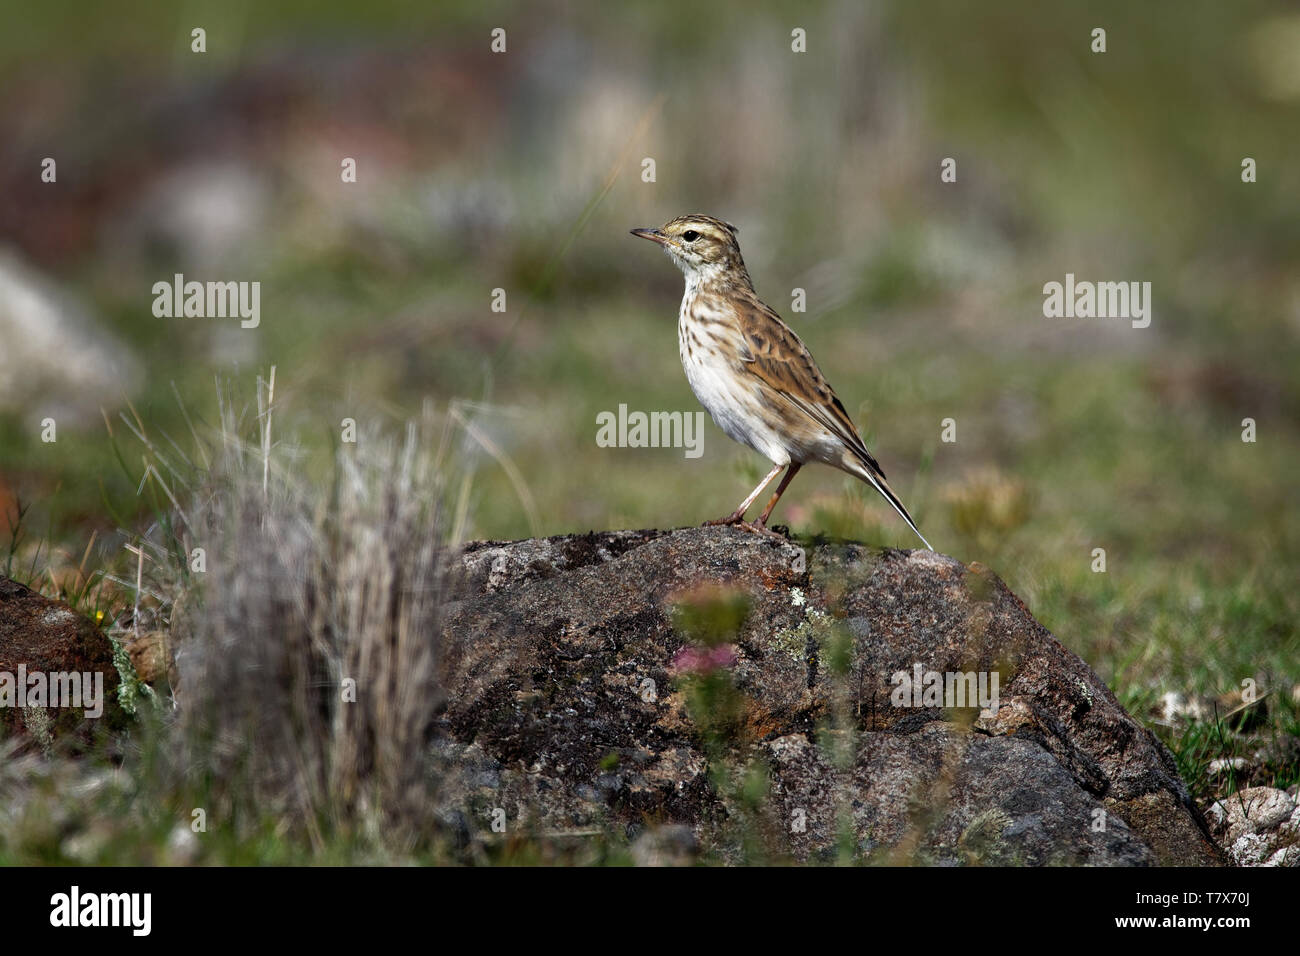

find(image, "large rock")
[436,527,1224,865]
[0,576,127,753]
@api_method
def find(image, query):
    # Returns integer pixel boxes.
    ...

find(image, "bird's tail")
[844,455,934,551]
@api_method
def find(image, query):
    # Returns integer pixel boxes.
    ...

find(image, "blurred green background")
[0,0,1297,771]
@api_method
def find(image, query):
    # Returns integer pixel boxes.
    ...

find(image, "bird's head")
[631,214,749,285]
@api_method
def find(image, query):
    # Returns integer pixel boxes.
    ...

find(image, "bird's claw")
[703,517,788,540]
[738,521,788,540]
[702,513,745,527]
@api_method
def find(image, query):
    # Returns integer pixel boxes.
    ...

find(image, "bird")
[630,214,933,550]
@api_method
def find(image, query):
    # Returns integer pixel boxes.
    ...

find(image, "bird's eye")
[681,230,700,242]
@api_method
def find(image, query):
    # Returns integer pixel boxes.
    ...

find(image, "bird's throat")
[683,264,753,300]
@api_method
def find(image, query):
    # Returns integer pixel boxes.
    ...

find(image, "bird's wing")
[734,293,887,479]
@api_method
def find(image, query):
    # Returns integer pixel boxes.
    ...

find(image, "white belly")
[678,306,792,466]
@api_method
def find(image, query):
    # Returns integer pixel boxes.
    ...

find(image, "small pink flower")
[671,643,738,676]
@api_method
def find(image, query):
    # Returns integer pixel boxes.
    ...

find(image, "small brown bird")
[631,214,933,550]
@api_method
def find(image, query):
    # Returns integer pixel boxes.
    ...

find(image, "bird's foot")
[736,520,789,540]
[702,514,789,540]
[702,511,746,527]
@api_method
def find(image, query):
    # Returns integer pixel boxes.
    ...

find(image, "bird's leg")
[753,463,802,529]
[703,463,784,526]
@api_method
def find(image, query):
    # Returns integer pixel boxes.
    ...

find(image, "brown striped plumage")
[630,214,933,549]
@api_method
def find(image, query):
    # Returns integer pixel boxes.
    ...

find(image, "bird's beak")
[630,227,668,245]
